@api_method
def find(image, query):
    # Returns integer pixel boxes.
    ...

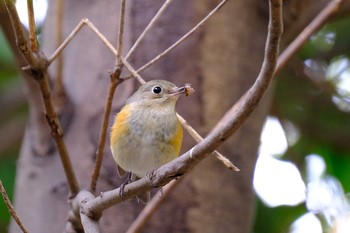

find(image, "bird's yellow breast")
[110,104,131,147]
[170,120,183,157]
[110,102,183,177]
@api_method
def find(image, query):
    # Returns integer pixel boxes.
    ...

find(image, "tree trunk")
[8,0,332,232]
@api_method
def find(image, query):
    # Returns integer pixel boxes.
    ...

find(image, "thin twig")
[53,0,66,106]
[48,19,86,65]
[90,0,127,192]
[90,68,122,192]
[84,20,119,55]
[27,0,38,51]
[82,0,282,215]
[275,0,344,74]
[125,0,174,60]
[121,57,146,84]
[126,180,180,233]
[177,114,239,171]
[48,19,118,65]
[116,0,126,65]
[0,180,29,233]
[135,0,227,74]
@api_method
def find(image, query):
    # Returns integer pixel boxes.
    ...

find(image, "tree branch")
[90,0,128,193]
[81,0,282,217]
[4,0,44,69]
[116,0,126,65]
[27,0,38,52]
[5,0,80,196]
[89,68,122,192]
[126,179,181,233]
[0,180,29,233]
[53,0,67,108]
[35,72,80,195]
[124,0,174,60]
[134,0,227,75]
[275,0,344,74]
[78,191,101,233]
[177,114,239,171]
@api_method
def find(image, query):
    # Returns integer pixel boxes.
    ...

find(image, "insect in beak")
[169,83,195,97]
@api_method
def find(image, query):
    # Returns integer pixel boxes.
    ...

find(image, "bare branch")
[53,0,67,107]
[5,0,80,196]
[90,0,128,191]
[121,56,145,84]
[125,0,174,60]
[48,19,118,65]
[116,0,126,65]
[66,190,101,233]
[90,67,122,192]
[48,19,86,65]
[78,191,101,233]
[135,0,226,74]
[35,72,80,195]
[0,180,29,233]
[4,0,44,69]
[126,180,180,233]
[27,0,38,51]
[276,0,344,74]
[177,114,239,171]
[82,0,282,215]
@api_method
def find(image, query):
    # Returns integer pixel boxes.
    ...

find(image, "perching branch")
[0,180,29,233]
[81,0,282,217]
[78,191,101,233]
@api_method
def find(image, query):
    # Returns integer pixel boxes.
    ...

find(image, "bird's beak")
[169,83,195,97]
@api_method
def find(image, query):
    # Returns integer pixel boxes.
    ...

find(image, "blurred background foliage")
[1,4,350,233]
[254,15,350,233]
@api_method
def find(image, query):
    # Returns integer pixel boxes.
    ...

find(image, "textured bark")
[8,0,334,233]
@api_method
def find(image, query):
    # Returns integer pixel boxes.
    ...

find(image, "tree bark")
[8,0,334,232]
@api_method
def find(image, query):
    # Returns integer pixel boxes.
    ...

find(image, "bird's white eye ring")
[152,86,162,94]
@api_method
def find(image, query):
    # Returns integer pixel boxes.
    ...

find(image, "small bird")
[110,80,194,202]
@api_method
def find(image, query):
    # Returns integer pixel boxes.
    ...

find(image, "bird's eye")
[152,86,162,94]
